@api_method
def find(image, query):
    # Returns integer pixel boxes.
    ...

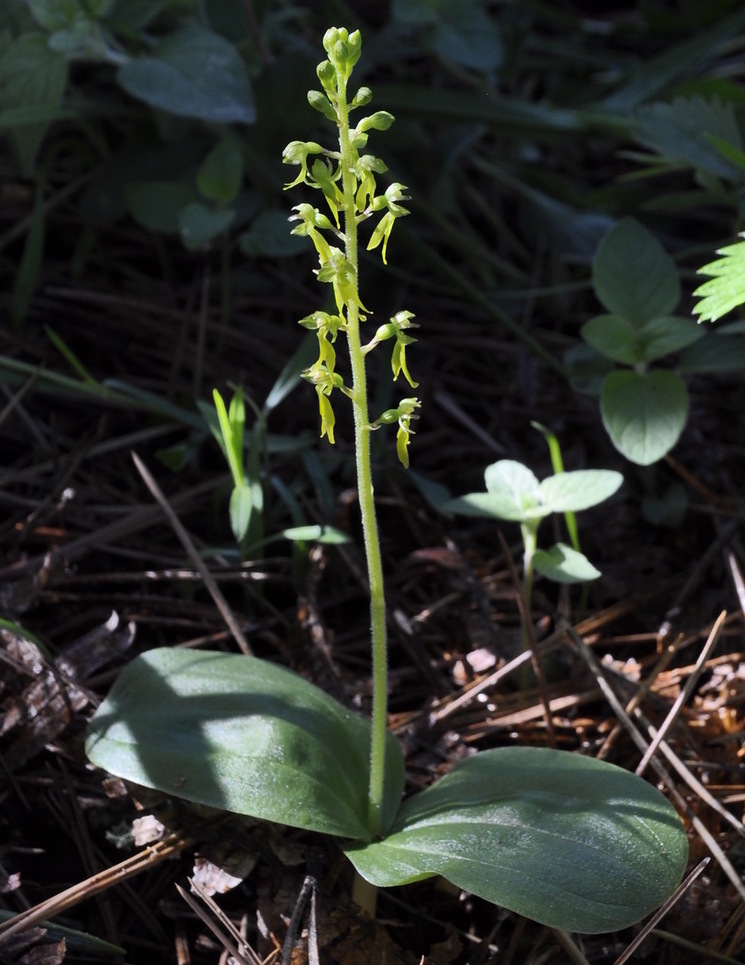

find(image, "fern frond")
[693,234,745,323]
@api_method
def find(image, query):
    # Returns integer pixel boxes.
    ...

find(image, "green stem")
[520,522,537,653]
[336,73,387,840]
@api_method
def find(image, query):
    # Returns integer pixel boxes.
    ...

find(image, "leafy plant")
[578,218,702,465]
[443,458,622,618]
[578,217,745,465]
[86,28,688,937]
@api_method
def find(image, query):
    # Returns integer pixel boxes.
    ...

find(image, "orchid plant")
[86,28,688,938]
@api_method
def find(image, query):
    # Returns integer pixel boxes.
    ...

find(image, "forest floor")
[1,227,745,965]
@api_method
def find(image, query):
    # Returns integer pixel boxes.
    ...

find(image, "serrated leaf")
[346,747,687,934]
[592,218,680,325]
[534,543,601,583]
[633,96,744,180]
[86,648,405,842]
[601,370,688,465]
[117,25,255,123]
[538,470,622,514]
[692,236,745,322]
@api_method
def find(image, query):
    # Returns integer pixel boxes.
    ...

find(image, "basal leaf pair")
[87,646,687,934]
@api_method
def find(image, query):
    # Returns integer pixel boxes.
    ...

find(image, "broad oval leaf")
[592,218,680,325]
[533,543,601,583]
[117,26,255,124]
[86,648,405,842]
[346,747,688,934]
[539,469,623,513]
[634,315,705,363]
[601,369,688,465]
[581,314,639,365]
[582,314,703,366]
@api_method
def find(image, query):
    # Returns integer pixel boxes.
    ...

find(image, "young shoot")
[444,458,623,647]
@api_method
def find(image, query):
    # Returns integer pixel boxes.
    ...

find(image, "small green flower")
[303,363,348,444]
[316,248,370,316]
[361,311,418,387]
[299,311,345,378]
[282,140,326,189]
[354,154,388,212]
[367,183,410,264]
[372,397,421,467]
[289,204,336,264]
[310,158,343,226]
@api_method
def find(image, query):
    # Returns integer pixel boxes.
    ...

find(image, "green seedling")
[86,28,687,938]
[211,388,253,544]
[443,458,622,650]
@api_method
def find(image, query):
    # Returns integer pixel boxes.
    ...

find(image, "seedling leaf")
[482,460,542,519]
[86,648,405,842]
[229,484,252,542]
[539,470,623,513]
[533,543,601,583]
[346,747,687,934]
[592,218,680,325]
[601,370,688,465]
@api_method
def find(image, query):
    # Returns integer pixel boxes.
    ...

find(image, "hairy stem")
[336,73,387,839]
